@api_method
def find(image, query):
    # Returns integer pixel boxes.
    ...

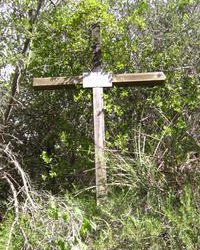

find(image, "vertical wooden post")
[92,24,107,204]
[93,87,107,204]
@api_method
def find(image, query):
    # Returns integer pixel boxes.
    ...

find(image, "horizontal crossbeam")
[33,72,166,90]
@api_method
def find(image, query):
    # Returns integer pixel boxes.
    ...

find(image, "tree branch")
[4,0,44,124]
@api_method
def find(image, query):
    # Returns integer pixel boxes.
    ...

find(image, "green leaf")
[41,151,51,164]
[80,218,95,238]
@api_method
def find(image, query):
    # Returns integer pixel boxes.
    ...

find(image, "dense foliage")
[0,0,199,249]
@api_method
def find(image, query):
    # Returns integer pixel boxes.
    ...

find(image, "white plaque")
[83,72,113,88]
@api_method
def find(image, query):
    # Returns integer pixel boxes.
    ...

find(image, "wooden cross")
[33,24,166,205]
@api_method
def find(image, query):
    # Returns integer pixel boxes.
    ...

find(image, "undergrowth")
[0,150,200,250]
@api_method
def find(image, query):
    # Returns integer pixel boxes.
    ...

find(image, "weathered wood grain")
[33,76,83,90]
[93,87,107,204]
[92,24,107,205]
[113,72,166,87]
[33,72,166,90]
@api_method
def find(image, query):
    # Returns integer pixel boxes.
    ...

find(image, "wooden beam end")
[113,72,166,87]
[33,76,83,90]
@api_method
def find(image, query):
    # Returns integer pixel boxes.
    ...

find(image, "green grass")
[0,185,199,250]
[0,151,199,250]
